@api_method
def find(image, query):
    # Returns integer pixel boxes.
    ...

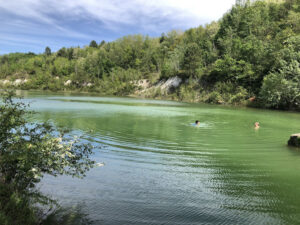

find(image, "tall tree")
[99,40,106,47]
[89,40,98,48]
[182,43,202,77]
[44,46,51,56]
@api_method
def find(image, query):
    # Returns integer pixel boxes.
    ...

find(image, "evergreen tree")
[89,40,98,48]
[44,46,51,56]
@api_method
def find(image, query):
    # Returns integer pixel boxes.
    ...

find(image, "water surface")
[21,91,300,225]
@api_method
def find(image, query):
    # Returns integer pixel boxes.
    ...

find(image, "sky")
[0,0,236,54]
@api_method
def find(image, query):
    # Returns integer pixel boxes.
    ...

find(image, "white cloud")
[0,0,55,25]
[0,0,236,53]
[1,0,235,30]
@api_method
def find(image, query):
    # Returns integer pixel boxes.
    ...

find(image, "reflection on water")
[20,91,300,225]
[42,205,95,225]
[189,122,211,128]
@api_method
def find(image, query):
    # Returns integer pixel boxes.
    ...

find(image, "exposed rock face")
[137,79,150,89]
[14,79,22,85]
[64,80,72,86]
[133,77,182,96]
[288,134,300,147]
[0,80,11,85]
[157,76,182,91]
[0,79,28,86]
[82,82,93,87]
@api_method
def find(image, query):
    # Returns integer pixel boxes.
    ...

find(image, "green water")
[20,91,300,224]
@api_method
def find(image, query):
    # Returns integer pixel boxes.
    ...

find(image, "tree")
[259,35,300,109]
[99,40,106,47]
[89,40,98,48]
[53,57,72,76]
[159,33,166,43]
[57,47,68,58]
[0,92,95,225]
[259,59,300,110]
[259,64,300,109]
[209,55,255,88]
[181,43,202,77]
[44,46,51,56]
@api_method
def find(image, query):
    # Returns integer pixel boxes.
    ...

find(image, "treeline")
[0,0,299,110]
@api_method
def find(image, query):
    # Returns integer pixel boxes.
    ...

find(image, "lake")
[20,90,300,225]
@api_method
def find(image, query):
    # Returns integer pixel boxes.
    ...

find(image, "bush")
[177,81,199,102]
[0,92,95,224]
[205,82,248,104]
[229,87,248,104]
[259,59,300,110]
[206,91,223,104]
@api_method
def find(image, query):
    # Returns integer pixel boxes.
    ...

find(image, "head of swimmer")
[195,120,200,125]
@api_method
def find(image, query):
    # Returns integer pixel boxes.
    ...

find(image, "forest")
[0,0,299,110]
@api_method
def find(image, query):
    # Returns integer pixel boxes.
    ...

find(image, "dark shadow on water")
[41,205,98,225]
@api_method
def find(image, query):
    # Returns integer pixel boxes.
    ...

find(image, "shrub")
[259,61,300,110]
[0,92,95,224]
[206,91,223,104]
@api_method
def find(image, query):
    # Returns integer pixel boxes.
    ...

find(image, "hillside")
[0,0,299,110]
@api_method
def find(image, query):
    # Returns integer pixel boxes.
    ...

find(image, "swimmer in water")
[254,122,260,129]
[195,120,200,126]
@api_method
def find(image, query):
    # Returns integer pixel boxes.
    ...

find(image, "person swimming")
[195,120,200,125]
[254,122,260,129]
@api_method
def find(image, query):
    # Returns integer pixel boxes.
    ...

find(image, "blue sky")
[0,0,236,54]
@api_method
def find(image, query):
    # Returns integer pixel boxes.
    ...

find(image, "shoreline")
[4,88,299,113]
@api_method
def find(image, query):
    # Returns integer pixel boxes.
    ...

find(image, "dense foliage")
[0,0,299,110]
[0,92,95,225]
